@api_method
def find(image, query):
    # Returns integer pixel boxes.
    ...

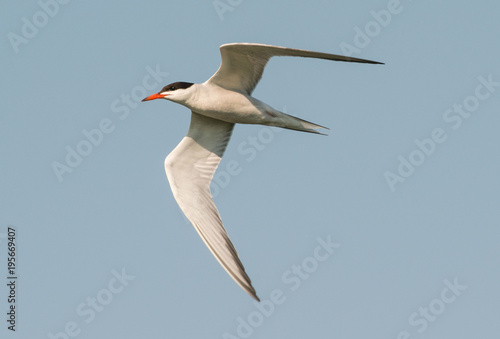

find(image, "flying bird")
[142,43,383,301]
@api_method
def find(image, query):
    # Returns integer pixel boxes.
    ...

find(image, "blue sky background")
[1,1,499,338]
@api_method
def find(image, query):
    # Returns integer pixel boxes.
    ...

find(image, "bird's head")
[142,82,194,104]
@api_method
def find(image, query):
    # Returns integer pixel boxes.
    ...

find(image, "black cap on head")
[160,82,194,93]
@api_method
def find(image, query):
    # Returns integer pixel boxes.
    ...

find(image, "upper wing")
[207,42,384,95]
[164,111,259,301]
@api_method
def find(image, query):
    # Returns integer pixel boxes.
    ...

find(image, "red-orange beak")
[141,93,167,102]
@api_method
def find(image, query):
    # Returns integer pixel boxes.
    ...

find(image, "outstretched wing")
[165,111,259,301]
[207,42,384,94]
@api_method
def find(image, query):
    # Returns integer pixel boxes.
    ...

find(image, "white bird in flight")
[142,43,383,301]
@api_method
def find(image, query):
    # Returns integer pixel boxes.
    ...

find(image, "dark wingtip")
[365,60,384,65]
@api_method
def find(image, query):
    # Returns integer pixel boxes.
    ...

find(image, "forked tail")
[279,113,329,135]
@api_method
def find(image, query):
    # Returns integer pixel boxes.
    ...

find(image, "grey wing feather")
[207,42,384,94]
[165,111,259,301]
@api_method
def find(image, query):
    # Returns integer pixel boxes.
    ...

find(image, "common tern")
[142,43,383,301]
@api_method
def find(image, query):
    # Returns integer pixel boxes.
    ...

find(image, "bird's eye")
[170,86,176,91]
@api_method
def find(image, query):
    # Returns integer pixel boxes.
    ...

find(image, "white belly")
[186,84,276,125]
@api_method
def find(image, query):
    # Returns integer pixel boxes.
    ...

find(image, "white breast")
[185,82,272,125]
